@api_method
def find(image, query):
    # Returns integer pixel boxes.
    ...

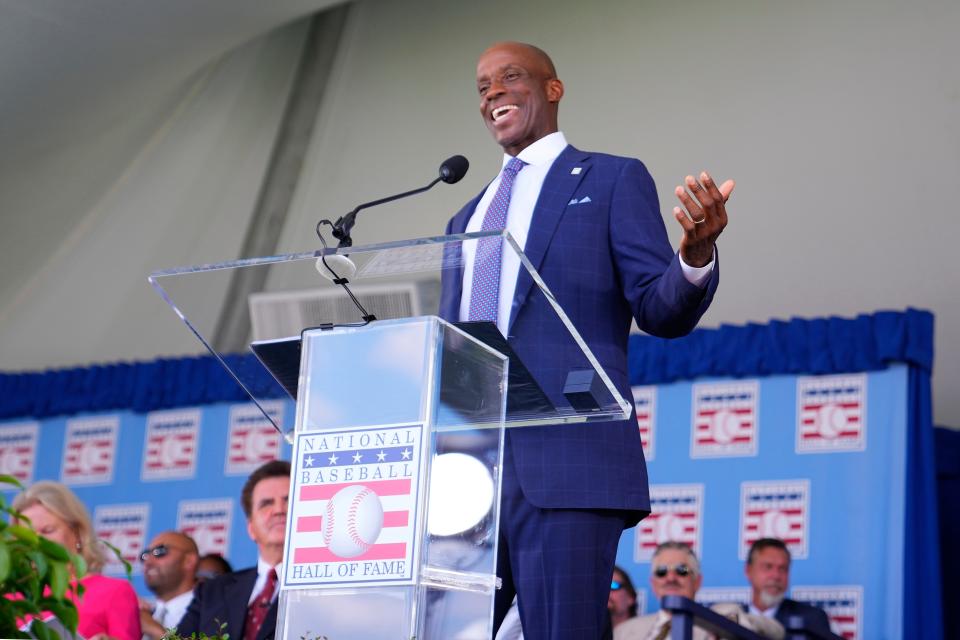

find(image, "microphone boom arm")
[331,176,443,248]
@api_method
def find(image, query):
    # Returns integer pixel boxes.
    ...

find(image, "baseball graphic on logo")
[324,485,384,558]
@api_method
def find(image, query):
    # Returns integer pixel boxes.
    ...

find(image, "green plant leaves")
[69,552,87,579]
[8,525,38,545]
[0,541,10,583]
[48,561,69,599]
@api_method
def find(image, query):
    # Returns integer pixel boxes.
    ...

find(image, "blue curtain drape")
[0,307,942,637]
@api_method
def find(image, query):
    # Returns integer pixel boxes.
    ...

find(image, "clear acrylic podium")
[149,231,631,640]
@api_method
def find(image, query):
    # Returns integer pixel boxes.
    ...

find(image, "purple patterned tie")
[468,156,526,323]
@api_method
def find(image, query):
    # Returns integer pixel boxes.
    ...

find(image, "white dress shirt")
[749,602,781,619]
[247,556,283,606]
[151,588,194,633]
[459,131,714,335]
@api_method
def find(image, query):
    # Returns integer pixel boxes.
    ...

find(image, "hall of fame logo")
[283,424,424,589]
[62,416,119,485]
[796,374,866,453]
[739,480,809,560]
[632,386,656,461]
[696,587,751,609]
[635,484,703,562]
[142,408,201,480]
[691,381,759,458]
[94,503,149,574]
[791,585,862,640]
[177,498,232,556]
[225,401,284,475]
[0,421,38,484]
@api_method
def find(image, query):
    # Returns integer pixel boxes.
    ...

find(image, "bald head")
[142,530,199,600]
[476,41,564,155]
[480,41,557,77]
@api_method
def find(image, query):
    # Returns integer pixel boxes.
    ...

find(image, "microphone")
[320,155,470,249]
[439,154,469,184]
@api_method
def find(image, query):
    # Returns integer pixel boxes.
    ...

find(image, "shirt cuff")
[679,249,716,288]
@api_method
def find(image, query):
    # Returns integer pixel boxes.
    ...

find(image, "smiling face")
[476,42,564,156]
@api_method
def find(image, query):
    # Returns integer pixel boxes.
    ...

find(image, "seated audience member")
[178,460,290,640]
[12,480,142,640]
[609,565,639,628]
[139,530,200,639]
[615,542,783,640]
[196,553,233,583]
[745,538,832,635]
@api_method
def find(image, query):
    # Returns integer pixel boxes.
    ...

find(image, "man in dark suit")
[177,460,290,640]
[442,42,733,639]
[745,538,832,636]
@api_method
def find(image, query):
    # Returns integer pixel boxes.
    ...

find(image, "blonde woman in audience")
[13,480,142,640]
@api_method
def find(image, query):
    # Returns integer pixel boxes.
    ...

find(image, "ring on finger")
[693,216,707,224]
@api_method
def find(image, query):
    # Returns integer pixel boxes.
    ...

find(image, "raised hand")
[673,171,734,268]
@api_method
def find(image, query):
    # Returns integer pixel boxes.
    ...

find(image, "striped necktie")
[468,156,526,324]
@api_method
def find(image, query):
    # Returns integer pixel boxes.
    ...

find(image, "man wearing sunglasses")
[615,542,784,640]
[138,531,200,639]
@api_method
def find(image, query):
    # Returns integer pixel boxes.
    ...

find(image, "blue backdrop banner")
[0,309,940,639]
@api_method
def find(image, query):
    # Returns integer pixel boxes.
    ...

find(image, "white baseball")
[323,485,384,558]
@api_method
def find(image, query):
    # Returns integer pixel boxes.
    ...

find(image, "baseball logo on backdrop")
[225,401,284,475]
[635,484,704,562]
[0,421,38,484]
[696,587,752,609]
[94,503,149,575]
[691,381,759,458]
[632,385,656,461]
[283,423,424,589]
[796,374,867,454]
[61,415,119,486]
[739,479,810,560]
[791,585,862,640]
[177,498,233,557]
[142,408,201,481]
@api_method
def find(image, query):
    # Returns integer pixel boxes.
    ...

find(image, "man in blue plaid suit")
[441,42,734,639]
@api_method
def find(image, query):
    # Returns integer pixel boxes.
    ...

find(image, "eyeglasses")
[139,544,186,562]
[653,563,692,578]
[611,580,623,590]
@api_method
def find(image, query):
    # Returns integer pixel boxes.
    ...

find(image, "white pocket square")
[568,196,592,205]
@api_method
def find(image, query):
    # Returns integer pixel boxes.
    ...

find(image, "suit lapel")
[508,145,591,331]
[226,568,258,637]
[439,191,484,321]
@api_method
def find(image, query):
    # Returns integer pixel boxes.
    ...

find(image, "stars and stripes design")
[292,478,413,564]
[791,586,862,639]
[797,374,867,453]
[61,416,119,485]
[739,480,810,559]
[632,386,656,461]
[177,499,233,557]
[691,381,759,458]
[225,401,283,475]
[0,421,38,484]
[142,408,200,480]
[284,424,424,588]
[301,445,413,469]
[635,484,703,562]
[94,503,149,574]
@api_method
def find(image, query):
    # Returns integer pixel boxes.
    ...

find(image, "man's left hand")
[673,171,733,268]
